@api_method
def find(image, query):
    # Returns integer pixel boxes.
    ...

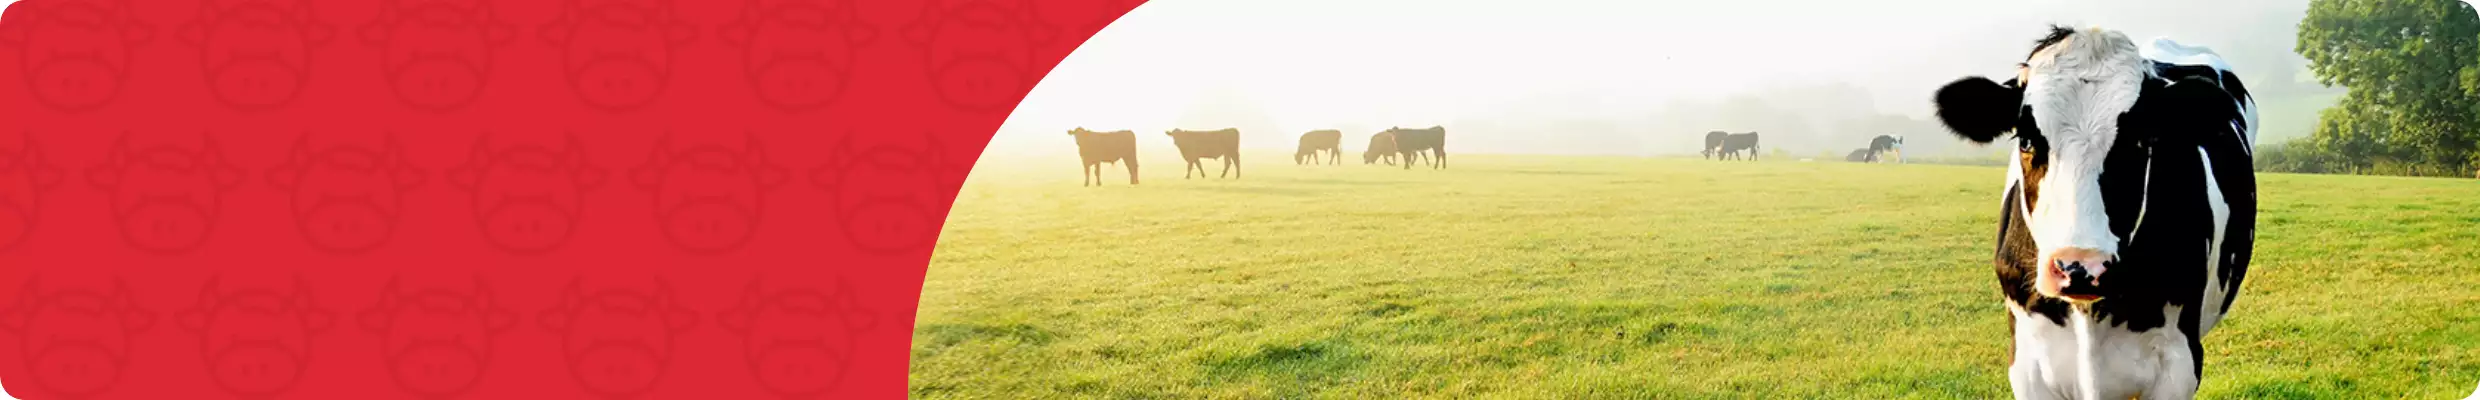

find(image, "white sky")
[994,0,2333,158]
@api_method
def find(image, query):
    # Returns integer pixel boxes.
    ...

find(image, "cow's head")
[717,277,875,397]
[1933,26,2239,301]
[357,275,517,397]
[178,0,333,110]
[0,276,154,398]
[0,132,65,252]
[447,134,605,254]
[2,0,153,112]
[899,0,1054,112]
[268,133,425,253]
[629,133,787,253]
[86,133,246,254]
[812,133,953,253]
[538,277,697,397]
[719,0,875,112]
[177,275,335,396]
[541,0,696,111]
[360,0,518,111]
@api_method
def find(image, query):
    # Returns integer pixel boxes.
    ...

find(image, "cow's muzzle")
[2038,247,2112,301]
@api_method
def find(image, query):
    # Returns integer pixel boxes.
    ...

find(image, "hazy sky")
[993,0,2337,159]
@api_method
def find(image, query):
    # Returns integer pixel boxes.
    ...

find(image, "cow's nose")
[2040,247,2112,298]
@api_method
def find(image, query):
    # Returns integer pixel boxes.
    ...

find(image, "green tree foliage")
[2293,0,2480,177]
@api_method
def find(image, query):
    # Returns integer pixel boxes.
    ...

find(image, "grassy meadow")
[913,151,2480,399]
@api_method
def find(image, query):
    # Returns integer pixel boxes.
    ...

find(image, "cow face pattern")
[720,0,876,112]
[358,276,518,397]
[85,134,248,254]
[177,276,336,397]
[718,278,875,397]
[179,0,335,111]
[268,134,426,254]
[812,134,951,253]
[361,0,518,112]
[538,278,697,397]
[0,277,154,399]
[541,0,698,111]
[2,0,153,112]
[630,134,788,254]
[448,135,606,254]
[0,133,66,252]
[900,0,1053,112]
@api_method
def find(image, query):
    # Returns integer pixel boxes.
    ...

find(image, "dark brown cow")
[1294,129,1341,165]
[1066,128,1136,186]
[1384,126,1446,170]
[1165,128,1240,179]
[1362,131,1399,165]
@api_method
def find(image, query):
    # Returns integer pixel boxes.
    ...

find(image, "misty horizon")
[990,0,2341,161]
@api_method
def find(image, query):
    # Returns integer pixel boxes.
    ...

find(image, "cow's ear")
[358,20,392,46]
[1933,76,2021,144]
[356,307,392,333]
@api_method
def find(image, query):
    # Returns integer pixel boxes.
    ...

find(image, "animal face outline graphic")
[537,278,698,398]
[85,133,247,254]
[717,277,876,398]
[359,0,519,112]
[177,0,336,111]
[0,276,155,399]
[0,0,156,112]
[718,0,876,112]
[447,134,606,255]
[176,276,336,397]
[0,133,66,253]
[629,133,788,254]
[267,133,427,254]
[811,133,954,254]
[357,276,517,398]
[539,0,698,111]
[899,0,1056,112]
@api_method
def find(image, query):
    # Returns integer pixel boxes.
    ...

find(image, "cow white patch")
[2198,148,2231,336]
[2007,303,2196,400]
[2022,28,2148,261]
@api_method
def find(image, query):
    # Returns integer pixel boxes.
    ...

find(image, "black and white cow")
[1932,26,2256,400]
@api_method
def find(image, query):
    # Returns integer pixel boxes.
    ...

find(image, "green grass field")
[914,152,2480,399]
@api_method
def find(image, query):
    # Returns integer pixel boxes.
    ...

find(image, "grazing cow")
[1931,26,2258,400]
[1701,131,1729,159]
[1165,128,1240,179]
[1067,128,1137,186]
[1868,134,1906,163]
[1716,132,1760,161]
[1295,129,1342,165]
[1362,131,1400,165]
[1385,126,1447,170]
[1845,148,1874,162]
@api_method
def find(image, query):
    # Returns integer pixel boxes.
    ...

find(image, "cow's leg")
[1434,149,1446,169]
[1231,154,1241,179]
[1084,163,1096,186]
[1126,158,1140,185]
[1185,159,1197,179]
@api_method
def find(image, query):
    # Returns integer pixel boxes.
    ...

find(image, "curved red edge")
[0,0,1145,398]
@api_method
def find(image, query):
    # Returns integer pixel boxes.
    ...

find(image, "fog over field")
[991,0,2339,161]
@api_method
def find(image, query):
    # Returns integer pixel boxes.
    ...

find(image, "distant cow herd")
[1067,126,1450,186]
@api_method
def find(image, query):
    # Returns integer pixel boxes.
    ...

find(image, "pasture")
[914,152,2480,399]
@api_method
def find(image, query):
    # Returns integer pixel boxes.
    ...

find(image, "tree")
[2295,0,2480,176]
